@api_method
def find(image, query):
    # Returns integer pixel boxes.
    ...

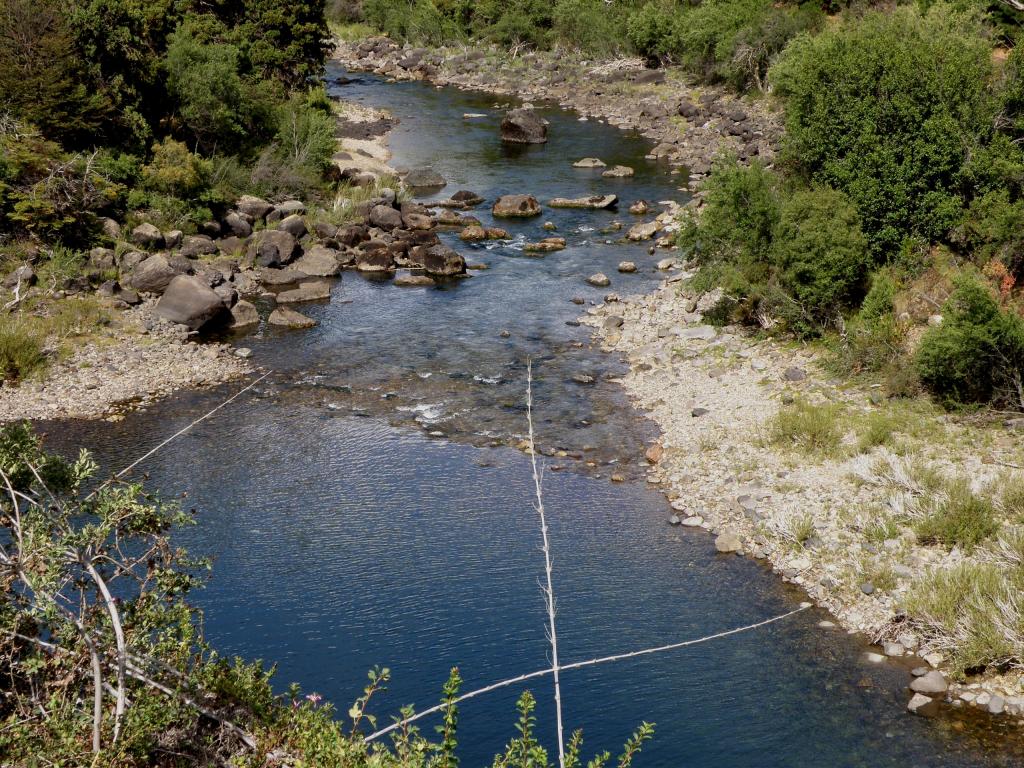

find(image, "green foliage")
[142,138,213,198]
[767,187,869,334]
[770,4,996,258]
[552,0,633,55]
[0,318,46,384]
[906,561,1019,675]
[626,3,683,60]
[915,273,1024,406]
[363,0,464,45]
[165,28,248,151]
[913,478,999,551]
[767,398,844,457]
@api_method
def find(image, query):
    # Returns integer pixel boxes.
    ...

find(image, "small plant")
[997,472,1024,520]
[914,479,999,552]
[767,398,844,457]
[856,411,901,453]
[0,316,46,383]
[790,514,815,547]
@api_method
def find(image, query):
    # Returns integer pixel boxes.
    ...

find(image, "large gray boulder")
[368,204,404,231]
[292,246,341,277]
[230,299,260,329]
[492,195,541,218]
[153,275,228,330]
[269,306,316,328]
[548,195,618,210]
[131,223,164,249]
[180,235,218,258]
[501,108,548,144]
[275,280,332,303]
[130,254,178,294]
[236,195,274,221]
[277,214,308,239]
[223,212,253,238]
[404,167,447,189]
[422,245,465,277]
[247,230,300,268]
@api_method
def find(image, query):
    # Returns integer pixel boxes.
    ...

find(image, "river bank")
[582,274,1024,721]
[332,34,1024,725]
[332,36,783,182]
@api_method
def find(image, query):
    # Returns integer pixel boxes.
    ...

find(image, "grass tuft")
[768,398,843,457]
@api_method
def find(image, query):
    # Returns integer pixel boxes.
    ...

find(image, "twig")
[526,360,565,768]
[363,604,810,743]
[86,370,273,499]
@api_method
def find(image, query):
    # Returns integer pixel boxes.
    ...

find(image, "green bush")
[142,138,213,199]
[165,28,247,151]
[672,0,822,91]
[770,4,996,258]
[915,273,1024,406]
[362,0,464,44]
[0,318,46,383]
[626,2,683,60]
[767,187,869,334]
[914,478,1000,551]
[552,0,631,55]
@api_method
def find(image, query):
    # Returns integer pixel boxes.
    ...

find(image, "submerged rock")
[548,194,618,210]
[405,167,447,189]
[602,165,635,178]
[269,307,317,328]
[573,157,606,168]
[586,273,610,287]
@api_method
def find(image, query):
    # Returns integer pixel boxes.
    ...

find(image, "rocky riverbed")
[333,37,783,181]
[582,273,1024,722]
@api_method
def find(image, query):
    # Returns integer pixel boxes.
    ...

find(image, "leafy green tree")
[768,187,870,334]
[916,273,1024,406]
[770,4,996,258]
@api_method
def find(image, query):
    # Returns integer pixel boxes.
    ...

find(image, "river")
[43,65,1024,766]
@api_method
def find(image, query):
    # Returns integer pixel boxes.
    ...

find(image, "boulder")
[715,532,742,554]
[460,225,487,242]
[180,235,218,258]
[487,227,510,239]
[101,217,121,240]
[629,200,650,215]
[500,108,548,144]
[260,267,309,285]
[89,248,116,272]
[153,275,228,330]
[164,230,184,249]
[910,671,948,695]
[355,247,396,273]
[277,214,308,239]
[451,190,484,206]
[602,165,635,178]
[586,273,610,287]
[267,200,306,223]
[223,212,253,238]
[617,261,638,273]
[402,212,434,231]
[247,230,300,268]
[395,274,436,287]
[907,694,933,714]
[236,195,274,221]
[573,158,606,168]
[548,195,618,210]
[130,254,178,294]
[627,221,660,241]
[276,280,332,303]
[404,167,447,189]
[336,224,370,247]
[292,246,341,277]
[524,237,566,253]
[422,245,466,276]
[492,194,542,218]
[4,265,36,288]
[269,307,317,328]
[368,204,404,231]
[131,223,164,249]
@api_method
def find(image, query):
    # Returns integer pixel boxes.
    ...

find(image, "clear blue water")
[42,67,1024,766]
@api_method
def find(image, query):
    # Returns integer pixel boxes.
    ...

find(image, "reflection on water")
[38,68,1024,766]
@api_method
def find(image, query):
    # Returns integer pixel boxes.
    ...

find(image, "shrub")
[906,562,1018,675]
[914,479,999,551]
[142,138,213,199]
[915,273,1024,407]
[362,0,463,44]
[770,4,996,258]
[672,0,822,91]
[165,28,247,151]
[0,317,46,383]
[767,187,869,334]
[767,398,844,457]
[626,2,683,61]
[552,0,631,55]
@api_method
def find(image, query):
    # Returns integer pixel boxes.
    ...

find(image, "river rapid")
[42,65,1024,766]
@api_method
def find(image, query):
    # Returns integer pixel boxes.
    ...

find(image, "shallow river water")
[44,65,1024,766]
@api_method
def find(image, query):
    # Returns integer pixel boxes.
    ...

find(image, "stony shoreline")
[335,34,1024,725]
[332,38,783,183]
[582,276,1024,721]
